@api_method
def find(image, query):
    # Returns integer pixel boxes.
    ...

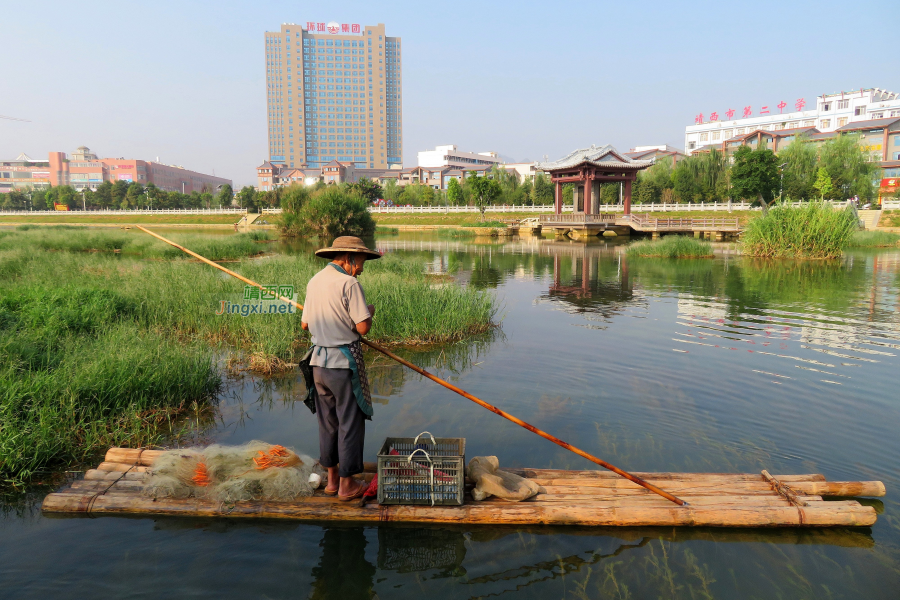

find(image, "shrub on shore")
[849,231,900,248]
[626,236,714,258]
[741,201,858,259]
[280,186,375,238]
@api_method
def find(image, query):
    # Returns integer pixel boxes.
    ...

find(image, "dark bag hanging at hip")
[299,346,318,414]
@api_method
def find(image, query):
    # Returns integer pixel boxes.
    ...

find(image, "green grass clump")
[741,201,858,259]
[0,286,219,483]
[435,228,476,239]
[626,236,714,258]
[848,231,900,247]
[461,221,508,228]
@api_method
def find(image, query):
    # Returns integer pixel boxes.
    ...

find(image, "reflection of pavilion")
[542,248,643,318]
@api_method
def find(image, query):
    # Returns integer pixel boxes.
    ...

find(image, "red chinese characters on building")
[710,112,719,122]
[760,106,770,114]
[743,106,752,118]
[777,101,787,113]
[695,114,704,124]
[307,22,364,34]
[726,109,735,120]
[795,98,806,111]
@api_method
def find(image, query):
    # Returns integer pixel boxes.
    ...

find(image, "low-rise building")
[625,145,686,167]
[0,146,231,194]
[417,144,502,168]
[256,159,394,190]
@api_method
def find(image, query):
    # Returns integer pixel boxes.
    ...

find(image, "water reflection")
[310,527,377,599]
[5,233,900,599]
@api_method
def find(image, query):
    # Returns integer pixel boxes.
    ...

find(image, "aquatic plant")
[741,201,858,259]
[461,221,509,228]
[626,236,714,258]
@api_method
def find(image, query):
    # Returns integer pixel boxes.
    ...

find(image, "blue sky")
[2,0,898,187]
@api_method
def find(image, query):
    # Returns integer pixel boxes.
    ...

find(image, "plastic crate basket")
[377,432,466,506]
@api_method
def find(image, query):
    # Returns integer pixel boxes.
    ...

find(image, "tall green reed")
[741,201,858,259]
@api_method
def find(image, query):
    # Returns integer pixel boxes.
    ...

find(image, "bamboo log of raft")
[134,226,687,506]
[41,449,884,527]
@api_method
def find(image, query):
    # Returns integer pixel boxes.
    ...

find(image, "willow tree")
[818,134,878,201]
[778,135,818,200]
[672,149,730,203]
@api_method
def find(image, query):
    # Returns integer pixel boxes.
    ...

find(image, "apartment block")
[264,21,402,170]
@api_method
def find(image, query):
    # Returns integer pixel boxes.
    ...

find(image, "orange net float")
[253,445,302,470]
[192,463,211,486]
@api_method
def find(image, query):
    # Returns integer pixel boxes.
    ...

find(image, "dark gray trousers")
[312,367,366,478]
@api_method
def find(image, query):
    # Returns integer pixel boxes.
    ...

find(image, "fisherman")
[300,236,380,502]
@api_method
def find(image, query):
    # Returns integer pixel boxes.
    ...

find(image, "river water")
[2,231,900,599]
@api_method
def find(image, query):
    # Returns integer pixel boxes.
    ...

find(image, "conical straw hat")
[314,236,382,260]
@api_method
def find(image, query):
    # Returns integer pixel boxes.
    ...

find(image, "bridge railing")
[538,213,617,224]
[630,214,741,230]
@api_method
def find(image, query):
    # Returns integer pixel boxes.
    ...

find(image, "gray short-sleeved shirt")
[302,264,371,368]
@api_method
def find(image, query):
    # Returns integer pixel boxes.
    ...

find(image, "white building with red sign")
[684,87,900,154]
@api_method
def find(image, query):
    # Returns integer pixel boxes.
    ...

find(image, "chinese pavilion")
[535,145,654,216]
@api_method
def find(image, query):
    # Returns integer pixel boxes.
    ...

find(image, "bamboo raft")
[41,448,885,528]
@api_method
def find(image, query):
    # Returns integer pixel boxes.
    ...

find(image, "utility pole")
[82,189,86,211]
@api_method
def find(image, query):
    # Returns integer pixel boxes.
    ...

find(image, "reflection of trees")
[365,328,502,404]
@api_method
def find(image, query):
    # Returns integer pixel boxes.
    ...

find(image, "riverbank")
[0,228,497,484]
[0,213,241,225]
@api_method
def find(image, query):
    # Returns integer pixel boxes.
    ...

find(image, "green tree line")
[632,133,880,205]
[1,181,238,211]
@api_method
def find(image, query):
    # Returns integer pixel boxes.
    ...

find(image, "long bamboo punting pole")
[136,226,687,506]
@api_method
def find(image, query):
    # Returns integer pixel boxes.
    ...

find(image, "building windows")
[855,106,866,116]
[837,99,849,109]
[803,120,815,127]
[699,133,708,142]
[837,117,848,127]
[712,131,720,141]
[820,119,831,129]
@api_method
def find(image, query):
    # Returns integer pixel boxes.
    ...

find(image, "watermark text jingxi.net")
[216,285,298,317]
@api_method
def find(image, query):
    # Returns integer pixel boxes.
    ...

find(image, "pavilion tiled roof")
[835,117,900,132]
[535,145,654,171]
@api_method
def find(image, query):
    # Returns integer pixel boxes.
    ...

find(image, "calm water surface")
[2,231,900,599]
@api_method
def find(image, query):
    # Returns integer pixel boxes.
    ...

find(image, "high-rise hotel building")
[264,22,402,169]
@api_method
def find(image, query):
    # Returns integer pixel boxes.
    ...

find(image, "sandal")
[323,487,339,496]
[338,481,367,502]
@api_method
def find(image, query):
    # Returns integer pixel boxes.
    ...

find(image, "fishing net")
[143,441,323,503]
[468,456,545,502]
